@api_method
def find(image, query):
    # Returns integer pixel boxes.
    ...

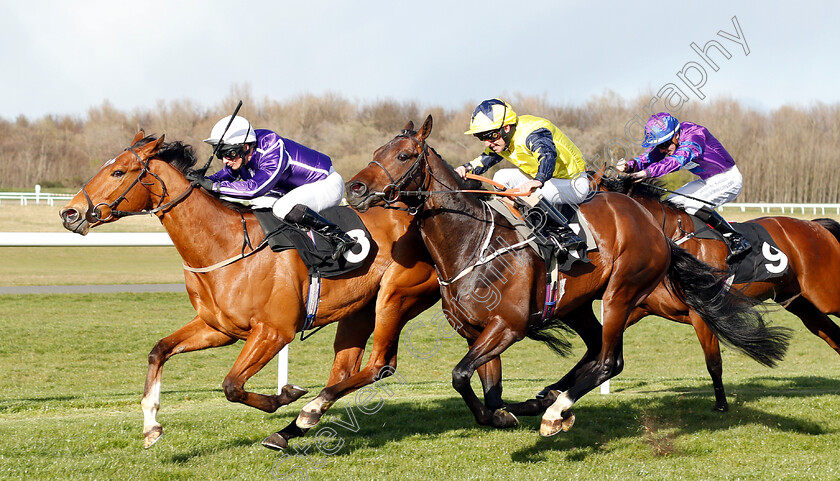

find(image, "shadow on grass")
[210,374,838,464]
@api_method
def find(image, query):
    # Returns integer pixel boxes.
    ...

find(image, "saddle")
[685,215,789,284]
[252,206,375,278]
[487,196,596,273]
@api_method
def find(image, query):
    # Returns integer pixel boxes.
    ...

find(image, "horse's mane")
[131,135,199,174]
[599,174,680,208]
[396,129,491,200]
[131,135,251,213]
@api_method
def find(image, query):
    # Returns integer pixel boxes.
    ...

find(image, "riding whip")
[196,100,243,175]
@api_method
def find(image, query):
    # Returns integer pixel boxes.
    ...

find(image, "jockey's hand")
[454,165,468,179]
[515,179,544,194]
[186,172,215,191]
[627,170,649,183]
[615,158,630,172]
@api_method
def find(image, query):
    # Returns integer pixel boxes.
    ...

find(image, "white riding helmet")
[204,115,256,145]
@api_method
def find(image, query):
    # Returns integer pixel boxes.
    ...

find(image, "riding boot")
[694,206,751,262]
[286,204,356,261]
[533,198,586,254]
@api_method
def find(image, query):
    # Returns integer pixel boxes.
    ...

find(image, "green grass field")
[1,293,839,480]
[2,203,840,479]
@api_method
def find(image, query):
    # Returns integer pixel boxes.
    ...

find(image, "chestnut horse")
[59,132,440,450]
[345,116,790,436]
[598,171,840,411]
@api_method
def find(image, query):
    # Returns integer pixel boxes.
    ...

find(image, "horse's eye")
[112,170,125,178]
[397,153,410,162]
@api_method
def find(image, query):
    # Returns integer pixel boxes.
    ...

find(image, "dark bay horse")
[59,131,441,449]
[598,172,840,411]
[345,116,790,436]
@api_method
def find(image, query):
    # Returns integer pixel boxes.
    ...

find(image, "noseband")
[80,145,193,223]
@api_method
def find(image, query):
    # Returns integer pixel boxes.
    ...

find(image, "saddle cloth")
[253,206,375,277]
[487,197,596,272]
[688,216,789,284]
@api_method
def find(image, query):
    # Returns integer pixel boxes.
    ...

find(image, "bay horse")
[59,131,441,450]
[345,116,790,436]
[598,171,840,411]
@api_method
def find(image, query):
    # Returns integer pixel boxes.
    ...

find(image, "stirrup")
[725,235,751,263]
[331,236,356,261]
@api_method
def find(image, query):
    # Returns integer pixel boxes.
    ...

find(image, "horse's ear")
[153,134,166,151]
[132,130,146,145]
[403,120,415,132]
[417,115,433,142]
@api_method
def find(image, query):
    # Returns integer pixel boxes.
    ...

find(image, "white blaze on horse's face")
[103,157,117,167]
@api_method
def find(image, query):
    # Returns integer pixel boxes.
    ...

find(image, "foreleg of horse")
[477,356,504,410]
[142,316,236,448]
[689,311,729,412]
[786,297,840,354]
[222,323,304,413]
[452,319,520,429]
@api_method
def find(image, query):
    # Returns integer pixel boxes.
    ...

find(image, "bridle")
[364,130,433,207]
[80,145,194,223]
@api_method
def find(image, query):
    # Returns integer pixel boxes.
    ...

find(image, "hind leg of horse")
[504,305,604,420]
[142,316,237,448]
[786,297,840,354]
[266,289,439,450]
[221,322,304,413]
[262,312,376,451]
[541,299,637,436]
[688,311,728,412]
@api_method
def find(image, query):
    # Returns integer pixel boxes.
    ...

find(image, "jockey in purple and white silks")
[617,112,750,261]
[188,115,355,261]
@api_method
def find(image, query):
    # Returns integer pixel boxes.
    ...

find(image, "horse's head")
[60,130,193,235]
[346,115,434,212]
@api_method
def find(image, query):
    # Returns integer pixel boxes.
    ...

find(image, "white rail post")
[277,345,289,393]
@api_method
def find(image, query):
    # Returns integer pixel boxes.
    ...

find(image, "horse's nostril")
[350,182,367,194]
[62,209,79,223]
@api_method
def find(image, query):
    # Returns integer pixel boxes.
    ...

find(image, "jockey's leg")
[694,206,751,262]
[285,204,356,261]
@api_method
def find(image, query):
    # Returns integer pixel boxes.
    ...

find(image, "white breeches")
[493,168,591,206]
[249,169,345,219]
[667,166,743,215]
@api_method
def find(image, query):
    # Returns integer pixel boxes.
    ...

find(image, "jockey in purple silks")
[187,115,355,261]
[617,112,750,261]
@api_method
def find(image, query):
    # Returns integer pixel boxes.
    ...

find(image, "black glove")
[185,171,215,191]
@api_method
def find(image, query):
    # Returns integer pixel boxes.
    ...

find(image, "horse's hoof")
[539,410,575,437]
[143,425,163,449]
[295,410,322,429]
[261,432,289,451]
[492,408,519,429]
[280,384,309,405]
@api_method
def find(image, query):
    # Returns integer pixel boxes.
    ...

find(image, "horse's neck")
[635,196,692,237]
[420,168,495,280]
[153,171,250,267]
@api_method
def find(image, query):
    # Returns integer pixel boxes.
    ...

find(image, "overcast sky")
[1,0,837,121]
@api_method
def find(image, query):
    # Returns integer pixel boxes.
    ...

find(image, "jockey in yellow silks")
[455,98,590,253]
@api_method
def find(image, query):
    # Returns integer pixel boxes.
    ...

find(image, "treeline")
[1,91,838,203]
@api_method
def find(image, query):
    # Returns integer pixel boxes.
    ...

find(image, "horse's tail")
[527,318,575,357]
[664,240,792,367]
[813,218,840,245]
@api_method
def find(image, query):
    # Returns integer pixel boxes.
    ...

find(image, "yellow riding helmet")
[464,99,518,135]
